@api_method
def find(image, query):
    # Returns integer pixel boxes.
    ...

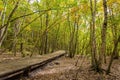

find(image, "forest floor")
[26,55,120,80]
[0,53,120,80]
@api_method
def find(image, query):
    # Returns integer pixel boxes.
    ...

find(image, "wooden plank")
[0,50,66,80]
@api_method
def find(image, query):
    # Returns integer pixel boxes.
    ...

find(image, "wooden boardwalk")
[0,50,66,80]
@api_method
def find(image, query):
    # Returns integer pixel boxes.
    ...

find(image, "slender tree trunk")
[89,0,98,70]
[69,17,76,58]
[44,13,48,54]
[74,19,79,55]
[20,32,24,57]
[0,0,7,47]
[99,0,108,65]
[11,19,20,56]
[67,8,73,58]
[0,0,20,47]
[110,8,119,59]
[106,36,120,74]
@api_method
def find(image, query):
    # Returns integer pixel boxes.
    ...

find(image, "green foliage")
[0,0,120,57]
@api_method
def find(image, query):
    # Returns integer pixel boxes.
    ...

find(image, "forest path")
[26,56,120,80]
[0,50,66,80]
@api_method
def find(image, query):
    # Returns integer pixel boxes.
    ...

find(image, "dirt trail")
[24,56,120,80]
[29,56,79,77]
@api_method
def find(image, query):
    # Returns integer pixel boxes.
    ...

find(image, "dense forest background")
[0,0,120,74]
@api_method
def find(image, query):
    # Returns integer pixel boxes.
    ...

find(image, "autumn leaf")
[0,1,4,11]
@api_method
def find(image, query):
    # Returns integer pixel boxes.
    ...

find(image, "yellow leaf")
[25,26,31,31]
[0,1,4,11]
[108,0,120,7]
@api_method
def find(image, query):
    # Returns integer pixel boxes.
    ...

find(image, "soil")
[0,53,120,80]
[22,55,120,80]
[0,53,21,63]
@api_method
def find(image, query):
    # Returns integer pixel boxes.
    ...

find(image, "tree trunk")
[106,36,120,74]
[89,0,98,70]
[0,0,7,47]
[44,13,48,54]
[99,0,108,66]
[110,8,119,59]
[0,0,20,47]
